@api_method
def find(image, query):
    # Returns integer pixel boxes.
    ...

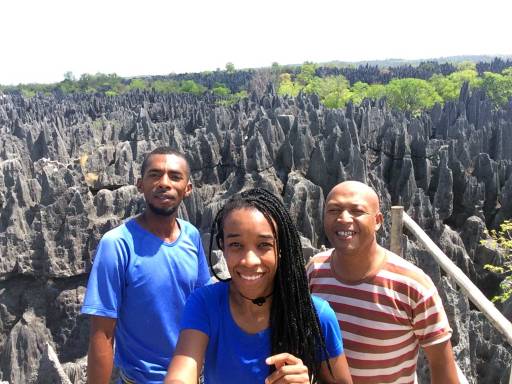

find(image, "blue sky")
[1,0,510,85]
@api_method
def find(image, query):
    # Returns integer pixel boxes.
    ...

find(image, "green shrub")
[482,220,512,303]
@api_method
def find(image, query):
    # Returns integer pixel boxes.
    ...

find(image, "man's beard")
[147,202,179,217]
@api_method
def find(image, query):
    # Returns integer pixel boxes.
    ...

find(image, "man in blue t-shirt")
[81,147,211,384]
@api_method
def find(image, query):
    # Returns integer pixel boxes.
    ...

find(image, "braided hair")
[208,188,332,383]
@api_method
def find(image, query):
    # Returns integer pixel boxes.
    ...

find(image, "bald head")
[323,181,383,259]
[326,181,380,213]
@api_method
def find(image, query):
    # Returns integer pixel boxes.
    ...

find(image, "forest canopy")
[276,62,512,114]
[2,58,512,113]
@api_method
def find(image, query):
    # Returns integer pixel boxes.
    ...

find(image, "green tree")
[297,62,317,86]
[482,71,512,106]
[64,71,76,81]
[308,75,350,108]
[20,87,36,98]
[179,80,206,95]
[430,69,482,102]
[152,79,180,93]
[212,83,231,96]
[277,73,301,97]
[225,62,235,73]
[127,78,147,90]
[456,61,477,71]
[271,62,280,72]
[482,220,512,302]
[365,83,387,100]
[58,72,79,94]
[216,90,248,106]
[343,81,375,106]
[385,78,442,115]
[341,81,387,105]
[77,72,125,94]
[502,67,512,77]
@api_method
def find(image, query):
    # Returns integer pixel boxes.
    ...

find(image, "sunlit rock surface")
[1,86,511,383]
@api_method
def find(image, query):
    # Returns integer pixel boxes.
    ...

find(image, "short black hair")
[140,147,190,178]
[208,188,332,382]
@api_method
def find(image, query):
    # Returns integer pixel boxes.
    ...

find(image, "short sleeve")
[412,282,452,347]
[195,235,211,289]
[180,287,211,336]
[81,234,129,318]
[305,258,315,285]
[313,296,344,360]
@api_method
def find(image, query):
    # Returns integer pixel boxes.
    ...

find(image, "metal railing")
[390,206,512,384]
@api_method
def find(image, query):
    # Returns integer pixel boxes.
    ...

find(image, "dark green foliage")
[430,68,482,101]
[225,62,236,73]
[2,57,512,110]
[278,61,512,112]
[384,78,442,115]
[481,220,512,303]
[215,90,247,106]
[127,78,147,91]
[152,79,180,93]
[1,72,229,98]
[179,79,206,95]
[481,70,512,106]
[212,83,230,96]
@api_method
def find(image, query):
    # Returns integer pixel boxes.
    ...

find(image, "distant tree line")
[316,61,457,85]
[476,57,512,76]
[0,71,248,105]
[313,57,512,85]
[277,62,512,115]
[2,58,511,113]
[165,69,254,93]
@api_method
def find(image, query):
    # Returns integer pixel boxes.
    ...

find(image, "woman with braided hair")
[165,188,352,384]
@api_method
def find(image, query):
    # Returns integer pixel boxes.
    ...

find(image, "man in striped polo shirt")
[307,181,458,383]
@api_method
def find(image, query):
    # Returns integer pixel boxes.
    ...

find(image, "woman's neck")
[229,285,271,334]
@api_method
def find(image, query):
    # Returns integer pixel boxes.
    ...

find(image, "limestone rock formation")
[0,84,511,383]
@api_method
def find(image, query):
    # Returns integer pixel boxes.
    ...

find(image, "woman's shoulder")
[191,281,229,302]
[183,283,229,324]
[310,295,335,318]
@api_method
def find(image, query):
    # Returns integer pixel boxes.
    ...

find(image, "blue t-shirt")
[180,283,344,384]
[81,218,211,384]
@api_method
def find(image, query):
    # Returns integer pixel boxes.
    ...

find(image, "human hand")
[264,353,310,383]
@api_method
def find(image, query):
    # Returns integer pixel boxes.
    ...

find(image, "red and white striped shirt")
[307,249,452,384]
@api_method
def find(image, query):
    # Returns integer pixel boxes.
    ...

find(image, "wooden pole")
[402,212,512,347]
[392,208,512,382]
[456,365,469,384]
[390,206,404,256]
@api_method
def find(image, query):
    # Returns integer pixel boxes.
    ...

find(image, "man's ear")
[184,181,193,198]
[375,211,384,231]
[136,178,143,193]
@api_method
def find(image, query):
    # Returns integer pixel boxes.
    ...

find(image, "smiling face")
[324,181,383,257]
[221,207,278,300]
[137,153,192,217]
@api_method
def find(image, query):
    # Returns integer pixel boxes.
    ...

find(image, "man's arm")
[87,315,117,384]
[318,353,353,384]
[422,340,458,384]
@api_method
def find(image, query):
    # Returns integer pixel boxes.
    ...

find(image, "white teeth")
[240,274,263,281]
[336,231,355,237]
